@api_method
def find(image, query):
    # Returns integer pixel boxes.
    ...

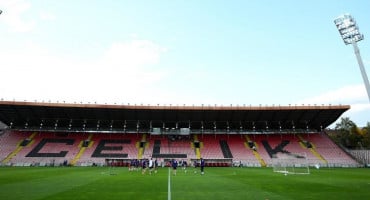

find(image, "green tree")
[335,117,356,131]
[360,122,370,148]
[334,117,364,149]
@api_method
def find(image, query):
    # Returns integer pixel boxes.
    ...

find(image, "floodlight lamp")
[334,14,363,45]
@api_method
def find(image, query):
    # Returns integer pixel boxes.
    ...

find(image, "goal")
[272,152,310,175]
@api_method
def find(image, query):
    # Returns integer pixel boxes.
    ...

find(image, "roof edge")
[0,100,350,111]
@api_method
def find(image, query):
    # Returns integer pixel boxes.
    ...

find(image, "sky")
[0,0,369,127]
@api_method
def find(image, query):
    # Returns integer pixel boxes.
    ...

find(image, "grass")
[0,167,369,200]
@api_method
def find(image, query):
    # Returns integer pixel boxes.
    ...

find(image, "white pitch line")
[168,167,171,200]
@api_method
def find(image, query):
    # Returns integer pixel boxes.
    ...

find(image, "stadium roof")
[0,101,349,133]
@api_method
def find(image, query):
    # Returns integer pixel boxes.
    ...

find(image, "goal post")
[272,152,310,175]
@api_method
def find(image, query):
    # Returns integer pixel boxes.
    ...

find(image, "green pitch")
[0,167,369,200]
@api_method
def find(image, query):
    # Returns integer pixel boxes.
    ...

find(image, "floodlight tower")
[334,14,370,103]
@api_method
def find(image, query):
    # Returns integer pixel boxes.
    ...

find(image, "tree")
[334,117,366,149]
[335,117,356,131]
[360,122,370,148]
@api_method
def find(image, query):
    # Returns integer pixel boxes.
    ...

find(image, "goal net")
[272,152,310,175]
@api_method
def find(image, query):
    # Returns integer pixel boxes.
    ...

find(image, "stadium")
[0,101,359,168]
[0,100,369,199]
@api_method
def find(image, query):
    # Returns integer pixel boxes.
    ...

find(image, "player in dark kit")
[141,159,148,175]
[200,158,205,175]
[172,159,178,176]
[154,158,158,174]
[129,159,135,171]
[181,159,188,173]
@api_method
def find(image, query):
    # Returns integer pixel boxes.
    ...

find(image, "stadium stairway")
[298,135,328,164]
[245,135,266,167]
[137,134,147,159]
[193,134,201,159]
[2,132,37,164]
[70,134,94,166]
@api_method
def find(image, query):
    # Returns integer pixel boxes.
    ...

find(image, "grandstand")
[0,100,360,167]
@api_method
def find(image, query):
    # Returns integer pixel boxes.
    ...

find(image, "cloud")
[298,85,370,126]
[297,85,367,105]
[0,39,168,104]
[0,0,35,32]
[330,103,370,127]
